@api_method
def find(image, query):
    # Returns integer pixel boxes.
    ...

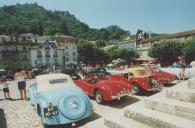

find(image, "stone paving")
[0,79,151,128]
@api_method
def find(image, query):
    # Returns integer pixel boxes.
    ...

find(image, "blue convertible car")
[28,73,93,127]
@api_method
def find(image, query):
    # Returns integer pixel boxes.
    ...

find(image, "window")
[72,52,76,56]
[46,59,50,65]
[66,46,68,49]
[73,58,76,62]
[37,51,41,54]
[66,58,69,62]
[35,60,37,65]
[66,52,69,56]
[54,59,58,65]
[45,51,50,58]
[23,46,26,50]
[49,79,68,84]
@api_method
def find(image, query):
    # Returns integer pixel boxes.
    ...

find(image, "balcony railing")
[37,54,42,58]
[45,54,50,58]
[53,54,58,58]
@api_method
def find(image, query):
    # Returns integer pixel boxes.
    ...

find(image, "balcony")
[45,54,51,58]
[37,54,42,58]
[53,54,58,58]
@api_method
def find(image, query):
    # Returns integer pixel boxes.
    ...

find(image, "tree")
[60,21,69,35]
[117,48,139,61]
[183,39,195,64]
[95,40,106,48]
[77,41,110,64]
[77,42,97,64]
[1,56,22,71]
[148,40,184,66]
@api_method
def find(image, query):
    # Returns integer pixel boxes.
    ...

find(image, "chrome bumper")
[111,92,133,100]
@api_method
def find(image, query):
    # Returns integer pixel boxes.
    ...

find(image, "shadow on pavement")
[164,83,177,87]
[0,108,7,128]
[104,96,140,109]
[46,112,101,128]
[137,91,159,97]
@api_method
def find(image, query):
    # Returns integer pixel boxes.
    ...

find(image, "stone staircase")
[82,78,195,128]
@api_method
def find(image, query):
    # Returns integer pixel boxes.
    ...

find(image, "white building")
[31,36,78,68]
[118,39,136,49]
[31,40,64,68]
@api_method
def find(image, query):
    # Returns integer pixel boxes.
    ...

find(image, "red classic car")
[145,67,177,84]
[111,68,163,94]
[74,75,135,104]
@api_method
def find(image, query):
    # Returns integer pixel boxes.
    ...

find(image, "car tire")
[95,90,104,104]
[132,83,141,95]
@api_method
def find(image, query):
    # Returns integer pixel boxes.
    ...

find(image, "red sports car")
[146,67,177,84]
[74,75,135,104]
[110,68,163,94]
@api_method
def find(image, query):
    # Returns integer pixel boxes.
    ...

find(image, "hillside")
[0,3,130,41]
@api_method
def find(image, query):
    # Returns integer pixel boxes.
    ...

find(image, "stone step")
[124,102,195,128]
[166,81,195,103]
[188,78,195,89]
[104,112,152,128]
[144,96,195,121]
[80,118,108,128]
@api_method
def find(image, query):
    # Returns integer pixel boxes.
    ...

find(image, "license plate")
[44,106,58,117]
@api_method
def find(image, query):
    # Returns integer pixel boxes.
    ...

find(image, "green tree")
[148,40,184,66]
[1,56,22,71]
[95,40,106,48]
[117,48,139,61]
[183,39,195,64]
[0,3,130,41]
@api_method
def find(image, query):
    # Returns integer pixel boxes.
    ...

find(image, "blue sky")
[0,0,195,34]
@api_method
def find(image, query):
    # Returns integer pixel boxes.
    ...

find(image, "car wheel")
[95,90,104,104]
[37,105,42,117]
[132,83,141,95]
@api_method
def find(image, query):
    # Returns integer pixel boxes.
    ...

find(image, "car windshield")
[134,69,150,77]
[49,79,68,84]
[154,69,163,73]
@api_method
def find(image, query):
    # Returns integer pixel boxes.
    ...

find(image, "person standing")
[178,56,186,81]
[0,76,12,100]
[14,70,27,99]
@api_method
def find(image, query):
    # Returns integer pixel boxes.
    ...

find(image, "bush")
[148,40,184,66]
[183,39,195,64]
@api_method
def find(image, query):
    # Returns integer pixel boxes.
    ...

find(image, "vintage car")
[145,67,177,84]
[159,67,195,79]
[110,68,163,94]
[74,75,135,104]
[28,73,93,127]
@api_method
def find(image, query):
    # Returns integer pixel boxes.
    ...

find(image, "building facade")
[137,29,195,60]
[118,39,136,49]
[0,35,32,69]
[0,35,78,69]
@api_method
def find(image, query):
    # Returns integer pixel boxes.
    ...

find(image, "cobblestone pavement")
[0,79,161,128]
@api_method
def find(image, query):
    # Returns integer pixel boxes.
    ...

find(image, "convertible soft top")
[36,73,75,92]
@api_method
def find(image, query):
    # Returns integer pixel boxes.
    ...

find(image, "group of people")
[0,69,27,100]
